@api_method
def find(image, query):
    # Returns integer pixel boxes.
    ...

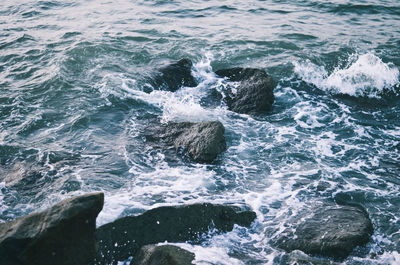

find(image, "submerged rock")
[0,192,104,265]
[130,245,195,265]
[215,68,275,114]
[273,204,373,260]
[145,120,226,163]
[96,203,256,264]
[151,58,198,91]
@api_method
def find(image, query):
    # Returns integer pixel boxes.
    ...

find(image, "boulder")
[145,121,226,163]
[215,68,275,114]
[96,203,256,264]
[151,59,197,92]
[174,121,226,162]
[0,192,104,265]
[273,204,373,260]
[130,245,195,265]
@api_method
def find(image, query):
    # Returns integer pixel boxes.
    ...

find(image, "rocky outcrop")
[0,192,104,265]
[215,68,275,114]
[151,59,198,91]
[273,204,373,260]
[130,245,195,265]
[96,203,256,264]
[145,121,226,163]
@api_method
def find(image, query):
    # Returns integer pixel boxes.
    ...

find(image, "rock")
[151,59,198,92]
[96,203,256,264]
[130,245,195,265]
[273,204,373,260]
[0,192,104,265]
[215,68,275,114]
[174,121,226,162]
[144,121,226,163]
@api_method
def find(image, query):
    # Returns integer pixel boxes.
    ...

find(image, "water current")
[1,0,400,264]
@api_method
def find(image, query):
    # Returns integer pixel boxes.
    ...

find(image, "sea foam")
[293,53,399,98]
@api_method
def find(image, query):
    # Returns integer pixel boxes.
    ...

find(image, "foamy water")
[1,0,400,264]
[293,53,400,98]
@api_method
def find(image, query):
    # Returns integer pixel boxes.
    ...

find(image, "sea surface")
[1,0,400,264]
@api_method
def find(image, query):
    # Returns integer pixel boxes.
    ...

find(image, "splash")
[294,53,399,98]
[0,182,6,218]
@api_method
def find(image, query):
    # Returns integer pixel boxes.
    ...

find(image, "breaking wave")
[293,53,400,98]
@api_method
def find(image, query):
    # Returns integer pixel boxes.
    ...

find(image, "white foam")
[350,251,400,264]
[294,53,399,98]
[90,54,400,264]
[192,52,217,86]
[159,88,220,123]
[97,57,227,124]
[96,164,217,226]
[171,242,245,265]
[293,103,325,129]
[0,182,7,218]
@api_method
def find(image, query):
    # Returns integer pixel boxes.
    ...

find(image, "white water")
[294,53,400,98]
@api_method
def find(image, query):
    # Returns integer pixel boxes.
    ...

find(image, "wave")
[293,53,400,98]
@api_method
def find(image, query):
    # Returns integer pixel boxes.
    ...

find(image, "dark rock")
[130,245,195,265]
[151,59,198,92]
[174,121,226,162]
[0,192,104,265]
[215,68,275,114]
[96,203,256,264]
[273,204,373,260]
[145,121,226,163]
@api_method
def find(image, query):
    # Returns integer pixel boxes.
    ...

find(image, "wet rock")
[215,68,275,114]
[0,192,104,265]
[145,120,226,163]
[130,245,195,265]
[273,204,373,260]
[96,203,256,264]
[174,121,226,162]
[151,58,198,91]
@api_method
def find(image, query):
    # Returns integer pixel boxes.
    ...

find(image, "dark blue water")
[1,0,400,264]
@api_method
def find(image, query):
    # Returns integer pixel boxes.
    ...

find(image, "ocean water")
[1,0,400,264]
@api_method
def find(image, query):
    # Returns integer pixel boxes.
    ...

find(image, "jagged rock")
[0,192,104,265]
[273,204,373,260]
[96,203,256,264]
[145,120,226,163]
[215,68,275,114]
[151,59,197,91]
[130,245,195,265]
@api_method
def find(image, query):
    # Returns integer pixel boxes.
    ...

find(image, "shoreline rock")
[150,59,198,92]
[96,203,256,264]
[0,192,104,265]
[130,244,195,265]
[215,67,275,114]
[273,203,373,260]
[145,120,227,163]
[174,121,226,162]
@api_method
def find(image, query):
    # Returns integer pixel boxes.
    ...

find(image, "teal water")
[1,0,400,264]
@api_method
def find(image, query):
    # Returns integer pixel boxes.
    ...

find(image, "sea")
[0,0,399,264]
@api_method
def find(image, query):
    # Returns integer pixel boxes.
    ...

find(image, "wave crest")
[293,53,399,98]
